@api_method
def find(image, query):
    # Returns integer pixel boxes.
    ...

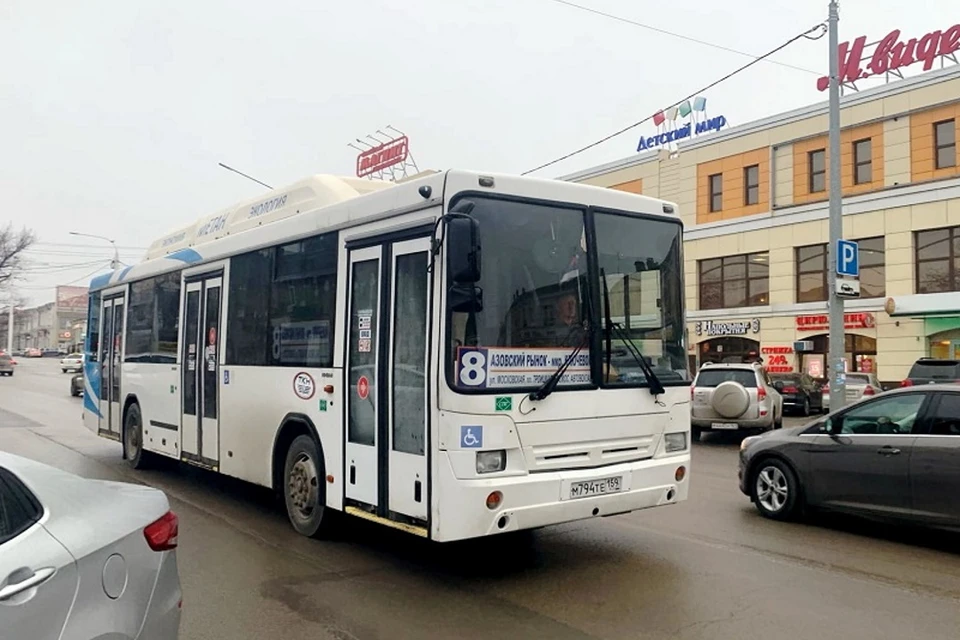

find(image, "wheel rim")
[756,466,788,513]
[288,453,320,523]
[126,418,140,459]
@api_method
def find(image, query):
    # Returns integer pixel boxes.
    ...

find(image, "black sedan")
[769,372,825,416]
[738,385,960,530]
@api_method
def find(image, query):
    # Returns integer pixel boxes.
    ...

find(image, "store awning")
[885,293,960,318]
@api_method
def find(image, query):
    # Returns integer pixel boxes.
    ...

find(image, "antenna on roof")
[218,162,273,190]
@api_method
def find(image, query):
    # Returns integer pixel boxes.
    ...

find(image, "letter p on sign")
[837,239,859,278]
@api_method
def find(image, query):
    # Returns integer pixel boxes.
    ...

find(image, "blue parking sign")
[837,239,859,277]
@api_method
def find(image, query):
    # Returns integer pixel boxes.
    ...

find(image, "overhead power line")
[522,21,828,176]
[33,242,147,251]
[542,0,820,75]
[17,262,112,290]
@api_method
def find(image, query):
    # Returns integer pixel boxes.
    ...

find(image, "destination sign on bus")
[455,347,590,389]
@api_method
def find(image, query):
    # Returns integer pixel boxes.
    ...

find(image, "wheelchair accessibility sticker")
[460,425,483,449]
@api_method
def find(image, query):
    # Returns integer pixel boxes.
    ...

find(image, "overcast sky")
[2,0,953,305]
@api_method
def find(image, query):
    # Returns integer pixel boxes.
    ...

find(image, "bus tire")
[124,403,152,470]
[283,434,333,538]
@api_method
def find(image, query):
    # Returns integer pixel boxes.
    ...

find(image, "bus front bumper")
[435,453,690,542]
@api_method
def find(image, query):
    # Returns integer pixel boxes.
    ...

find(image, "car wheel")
[802,397,811,417]
[62,368,67,373]
[775,411,783,429]
[751,458,801,521]
[283,435,335,538]
[124,403,152,470]
[692,427,703,442]
[71,387,80,397]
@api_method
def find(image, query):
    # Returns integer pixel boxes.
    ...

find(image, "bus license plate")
[711,422,738,430]
[569,476,622,499]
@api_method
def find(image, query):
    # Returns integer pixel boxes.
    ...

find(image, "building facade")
[563,64,960,386]
[0,286,88,353]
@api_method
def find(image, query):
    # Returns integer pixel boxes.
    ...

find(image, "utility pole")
[826,0,846,409]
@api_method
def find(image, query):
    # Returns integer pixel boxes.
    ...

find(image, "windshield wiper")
[600,269,665,397]
[528,325,591,402]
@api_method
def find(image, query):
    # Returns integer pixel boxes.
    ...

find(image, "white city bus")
[82,170,691,542]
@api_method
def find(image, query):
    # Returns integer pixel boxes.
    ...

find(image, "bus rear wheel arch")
[273,416,335,538]
[122,398,154,470]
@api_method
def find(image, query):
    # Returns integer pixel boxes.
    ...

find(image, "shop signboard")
[761,346,794,373]
[817,23,960,91]
[637,96,728,151]
[694,318,760,338]
[356,135,409,178]
[796,312,875,332]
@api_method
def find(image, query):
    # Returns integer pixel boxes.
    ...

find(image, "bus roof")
[90,170,679,293]
[144,174,396,261]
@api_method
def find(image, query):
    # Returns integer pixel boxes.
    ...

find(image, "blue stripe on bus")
[118,265,133,281]
[166,248,202,264]
[89,273,112,289]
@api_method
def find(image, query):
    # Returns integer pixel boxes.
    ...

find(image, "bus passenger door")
[180,274,223,469]
[345,236,431,523]
[98,293,125,441]
[386,238,431,521]
[345,246,382,508]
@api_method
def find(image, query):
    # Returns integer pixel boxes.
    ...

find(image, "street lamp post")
[69,231,119,270]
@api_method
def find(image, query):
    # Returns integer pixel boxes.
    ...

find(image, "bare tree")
[0,224,36,289]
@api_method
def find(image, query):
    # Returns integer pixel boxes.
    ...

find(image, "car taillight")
[900,379,913,387]
[783,386,798,393]
[144,511,179,551]
[757,387,767,401]
[863,386,875,396]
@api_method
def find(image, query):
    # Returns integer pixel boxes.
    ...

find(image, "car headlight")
[476,450,506,474]
[664,432,687,453]
[740,435,761,452]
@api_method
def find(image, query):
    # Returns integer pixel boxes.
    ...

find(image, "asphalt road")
[2,358,959,640]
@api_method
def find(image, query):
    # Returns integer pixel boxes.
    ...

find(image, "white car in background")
[0,452,181,639]
[60,352,83,373]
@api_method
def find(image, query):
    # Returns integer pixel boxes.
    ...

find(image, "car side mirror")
[446,212,481,284]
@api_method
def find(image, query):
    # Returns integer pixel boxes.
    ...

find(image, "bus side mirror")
[447,216,481,284]
[449,284,483,313]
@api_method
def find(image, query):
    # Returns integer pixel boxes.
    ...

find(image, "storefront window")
[699,253,768,310]
[799,334,877,379]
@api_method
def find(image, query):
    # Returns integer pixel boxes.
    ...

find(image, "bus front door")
[180,274,222,469]
[98,293,125,441]
[346,236,431,523]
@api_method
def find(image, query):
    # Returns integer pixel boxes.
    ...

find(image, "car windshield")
[446,196,687,392]
[771,375,799,385]
[696,369,757,388]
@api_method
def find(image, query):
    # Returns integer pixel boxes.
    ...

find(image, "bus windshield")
[447,196,687,392]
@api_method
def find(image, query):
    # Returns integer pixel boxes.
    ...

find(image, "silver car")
[844,371,883,403]
[690,362,783,440]
[0,452,181,639]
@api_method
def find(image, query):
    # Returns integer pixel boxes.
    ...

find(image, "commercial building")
[563,46,960,386]
[0,286,88,353]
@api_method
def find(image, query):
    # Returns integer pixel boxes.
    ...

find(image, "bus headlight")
[476,450,506,474]
[664,432,687,453]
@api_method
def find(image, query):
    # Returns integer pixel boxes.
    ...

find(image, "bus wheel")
[283,435,332,538]
[124,403,151,470]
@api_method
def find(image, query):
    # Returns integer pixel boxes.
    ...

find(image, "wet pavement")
[2,358,959,639]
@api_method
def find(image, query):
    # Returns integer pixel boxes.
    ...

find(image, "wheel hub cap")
[288,453,319,519]
[756,466,788,512]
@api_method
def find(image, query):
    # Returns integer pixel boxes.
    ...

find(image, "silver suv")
[690,362,783,441]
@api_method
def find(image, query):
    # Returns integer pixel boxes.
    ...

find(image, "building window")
[699,252,769,310]
[809,149,826,193]
[709,173,722,212]
[796,244,828,302]
[743,165,759,205]
[853,138,872,184]
[858,237,885,298]
[935,119,956,170]
[916,226,960,294]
